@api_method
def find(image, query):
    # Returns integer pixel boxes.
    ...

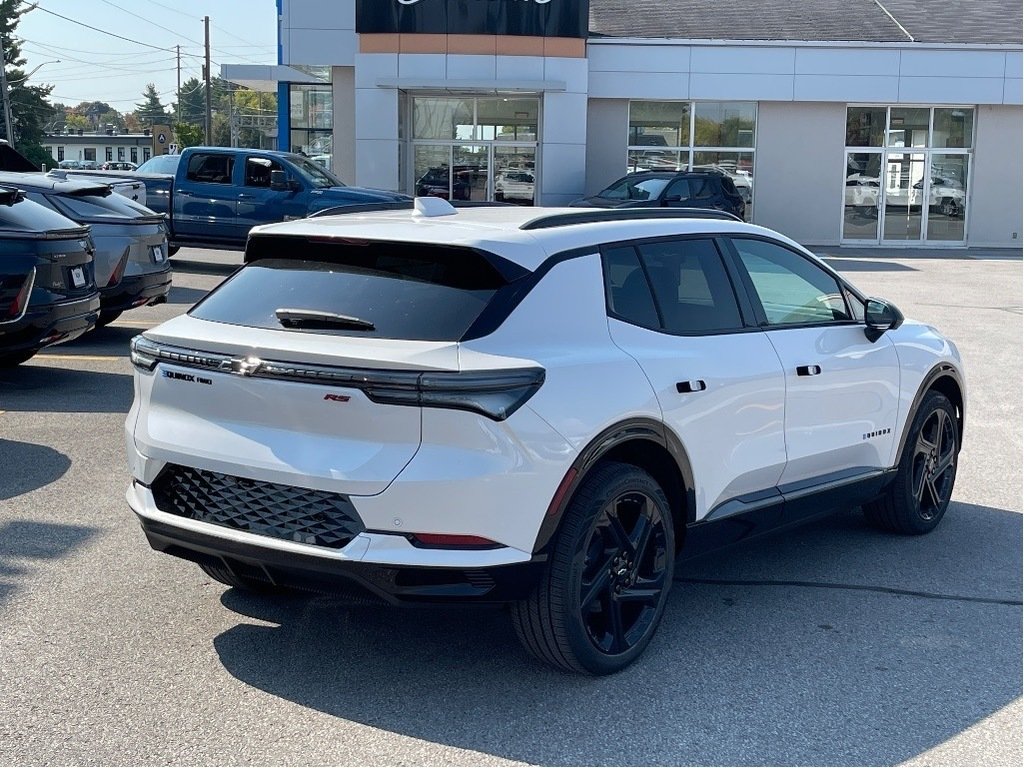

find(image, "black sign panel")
[356,0,590,38]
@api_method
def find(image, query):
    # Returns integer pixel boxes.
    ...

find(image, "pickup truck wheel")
[864,391,958,535]
[0,349,38,367]
[511,461,674,675]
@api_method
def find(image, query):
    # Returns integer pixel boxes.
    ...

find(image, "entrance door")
[882,152,926,242]
[842,151,882,242]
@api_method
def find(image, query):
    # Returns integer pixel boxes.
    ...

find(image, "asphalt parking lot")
[1,246,1021,766]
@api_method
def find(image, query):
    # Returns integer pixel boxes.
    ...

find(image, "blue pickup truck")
[75,147,411,253]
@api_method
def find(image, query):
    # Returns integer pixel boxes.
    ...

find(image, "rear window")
[191,241,517,341]
[0,194,81,232]
[46,190,150,220]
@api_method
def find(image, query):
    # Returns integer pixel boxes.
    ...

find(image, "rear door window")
[191,240,515,342]
[185,153,235,185]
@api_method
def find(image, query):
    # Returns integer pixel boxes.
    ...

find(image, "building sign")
[356,0,589,38]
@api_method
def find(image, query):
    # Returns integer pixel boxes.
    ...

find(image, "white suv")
[125,201,965,675]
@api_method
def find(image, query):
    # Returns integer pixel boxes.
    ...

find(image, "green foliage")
[175,77,205,125]
[1,0,56,166]
[174,122,204,149]
[135,83,171,126]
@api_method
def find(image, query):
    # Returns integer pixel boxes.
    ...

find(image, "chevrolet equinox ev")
[126,201,965,674]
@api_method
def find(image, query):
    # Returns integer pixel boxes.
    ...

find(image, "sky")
[15,0,278,110]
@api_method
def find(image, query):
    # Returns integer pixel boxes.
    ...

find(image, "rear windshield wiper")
[275,308,376,331]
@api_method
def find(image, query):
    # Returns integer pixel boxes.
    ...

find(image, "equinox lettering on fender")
[163,370,212,385]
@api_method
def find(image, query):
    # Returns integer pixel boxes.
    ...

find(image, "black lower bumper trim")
[100,268,172,313]
[139,515,545,604]
[0,295,100,355]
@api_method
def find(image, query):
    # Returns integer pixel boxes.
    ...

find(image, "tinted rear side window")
[186,153,234,184]
[191,241,515,342]
[603,246,659,329]
[0,196,80,232]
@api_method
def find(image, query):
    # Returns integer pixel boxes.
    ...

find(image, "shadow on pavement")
[169,258,239,277]
[0,440,71,501]
[0,520,100,608]
[165,285,211,307]
[213,501,1022,766]
[0,366,133,414]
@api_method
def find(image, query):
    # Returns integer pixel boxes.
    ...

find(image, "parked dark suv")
[571,170,746,220]
[0,186,100,366]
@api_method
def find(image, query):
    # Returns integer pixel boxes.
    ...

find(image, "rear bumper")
[100,266,172,313]
[0,294,100,354]
[127,480,544,604]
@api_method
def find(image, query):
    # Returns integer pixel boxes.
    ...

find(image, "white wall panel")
[496,55,545,81]
[288,29,356,66]
[447,55,498,81]
[542,92,589,145]
[398,54,447,80]
[1005,52,1023,79]
[1003,78,1023,105]
[539,142,587,197]
[288,0,354,30]
[794,48,900,76]
[584,99,628,195]
[897,77,1005,105]
[354,88,398,140]
[354,139,400,191]
[794,74,900,102]
[690,72,794,101]
[967,105,1023,246]
[589,44,690,73]
[543,57,588,93]
[691,46,794,75]
[332,67,356,185]
[354,54,398,89]
[899,49,1007,78]
[589,71,687,100]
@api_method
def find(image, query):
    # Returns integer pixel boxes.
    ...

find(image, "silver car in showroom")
[0,172,171,326]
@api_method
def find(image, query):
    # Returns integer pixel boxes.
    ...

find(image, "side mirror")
[864,297,904,342]
[270,170,293,192]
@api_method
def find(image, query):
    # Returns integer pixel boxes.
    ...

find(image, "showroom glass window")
[627,101,756,221]
[843,106,975,243]
[405,95,539,205]
[290,80,334,172]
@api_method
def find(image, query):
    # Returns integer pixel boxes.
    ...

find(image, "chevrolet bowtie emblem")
[220,356,263,376]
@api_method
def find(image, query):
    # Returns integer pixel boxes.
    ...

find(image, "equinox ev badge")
[219,356,263,376]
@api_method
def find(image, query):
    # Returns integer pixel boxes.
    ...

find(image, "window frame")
[720,235,865,330]
[599,234,758,337]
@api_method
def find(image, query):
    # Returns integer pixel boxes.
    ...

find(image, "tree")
[173,122,203,149]
[64,113,90,131]
[1,0,57,167]
[135,83,170,126]
[123,112,142,133]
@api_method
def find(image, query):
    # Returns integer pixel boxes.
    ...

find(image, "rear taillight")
[365,369,546,421]
[1,269,36,323]
[107,247,130,287]
[129,335,159,371]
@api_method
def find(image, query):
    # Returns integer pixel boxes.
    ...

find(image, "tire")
[864,391,959,535]
[198,562,281,593]
[95,310,123,328]
[512,461,675,675]
[0,349,38,367]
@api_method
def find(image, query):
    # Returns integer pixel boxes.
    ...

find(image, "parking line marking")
[35,354,124,362]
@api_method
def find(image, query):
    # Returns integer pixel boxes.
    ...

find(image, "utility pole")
[175,45,181,123]
[203,16,212,145]
[0,33,15,148]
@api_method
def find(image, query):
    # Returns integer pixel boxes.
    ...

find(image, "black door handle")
[676,380,707,393]
[796,365,822,376]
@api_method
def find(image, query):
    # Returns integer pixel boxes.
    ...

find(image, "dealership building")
[223,0,1023,248]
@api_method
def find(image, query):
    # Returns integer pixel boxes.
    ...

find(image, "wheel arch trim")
[532,418,696,554]
[895,363,965,464]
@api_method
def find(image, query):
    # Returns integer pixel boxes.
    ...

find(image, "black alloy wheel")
[578,490,670,655]
[910,406,957,521]
[512,461,675,674]
[864,391,959,534]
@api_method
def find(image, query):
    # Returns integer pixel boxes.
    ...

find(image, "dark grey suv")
[571,170,746,220]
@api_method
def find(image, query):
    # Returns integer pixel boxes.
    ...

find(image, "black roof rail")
[520,208,743,231]
[306,199,516,219]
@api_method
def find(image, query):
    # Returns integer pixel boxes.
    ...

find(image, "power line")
[27,4,176,52]
[135,0,274,50]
